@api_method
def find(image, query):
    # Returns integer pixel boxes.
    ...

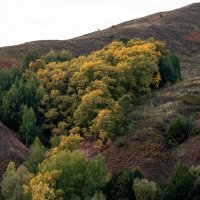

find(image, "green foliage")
[115,136,128,148]
[104,169,144,200]
[41,50,74,64]
[85,155,106,197]
[0,70,43,131]
[23,49,39,69]
[0,67,21,94]
[23,170,63,200]
[119,37,129,44]
[37,149,106,200]
[167,116,192,145]
[29,59,45,72]
[158,54,181,86]
[164,161,194,200]
[1,162,30,200]
[90,192,106,200]
[1,84,22,129]
[133,178,158,200]
[190,165,200,199]
[30,38,176,142]
[20,105,41,145]
[24,137,47,173]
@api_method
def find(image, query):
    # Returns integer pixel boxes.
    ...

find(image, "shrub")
[90,192,106,200]
[158,54,181,86]
[167,116,192,145]
[133,178,158,200]
[104,169,143,200]
[115,136,127,148]
[164,161,194,200]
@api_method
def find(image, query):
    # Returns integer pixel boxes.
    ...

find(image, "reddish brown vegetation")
[0,59,22,70]
[0,122,28,179]
[185,32,200,43]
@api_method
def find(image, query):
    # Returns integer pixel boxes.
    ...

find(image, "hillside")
[102,76,200,183]
[0,2,199,190]
[0,3,199,78]
[0,122,28,179]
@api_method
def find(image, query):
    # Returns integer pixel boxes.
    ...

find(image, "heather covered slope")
[102,76,200,183]
[0,122,28,179]
[0,3,199,74]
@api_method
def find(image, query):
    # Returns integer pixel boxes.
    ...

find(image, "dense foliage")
[164,161,200,200]
[167,115,193,146]
[0,38,183,200]
[24,38,180,145]
[104,169,143,200]
[133,178,158,200]
[2,137,105,200]
[1,162,30,200]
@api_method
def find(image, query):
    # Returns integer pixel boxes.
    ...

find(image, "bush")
[133,178,158,200]
[167,116,192,145]
[90,192,106,200]
[164,161,194,200]
[115,136,127,148]
[158,54,181,86]
[104,169,143,200]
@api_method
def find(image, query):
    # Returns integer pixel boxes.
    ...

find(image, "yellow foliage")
[23,171,63,200]
[153,73,162,88]
[46,134,83,157]
[31,38,167,139]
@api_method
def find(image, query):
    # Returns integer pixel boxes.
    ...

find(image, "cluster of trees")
[0,67,43,145]
[24,49,74,69]
[25,38,180,146]
[1,136,106,200]
[0,39,181,146]
[3,140,199,200]
[0,38,183,199]
[164,161,200,200]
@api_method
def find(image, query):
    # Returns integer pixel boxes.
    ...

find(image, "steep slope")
[0,3,199,76]
[0,3,199,185]
[102,76,200,183]
[0,122,28,179]
[80,76,200,184]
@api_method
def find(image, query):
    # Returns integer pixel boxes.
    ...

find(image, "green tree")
[133,178,158,200]
[20,105,41,145]
[158,54,181,86]
[90,192,106,200]
[167,116,192,146]
[85,155,106,197]
[24,137,47,173]
[0,67,21,94]
[1,84,22,129]
[165,161,194,200]
[190,165,200,200]
[38,150,106,199]
[23,170,63,200]
[24,49,39,69]
[1,162,29,200]
[104,169,143,200]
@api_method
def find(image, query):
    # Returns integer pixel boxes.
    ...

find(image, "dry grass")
[101,76,200,184]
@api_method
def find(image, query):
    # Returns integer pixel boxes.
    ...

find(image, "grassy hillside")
[102,76,200,183]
